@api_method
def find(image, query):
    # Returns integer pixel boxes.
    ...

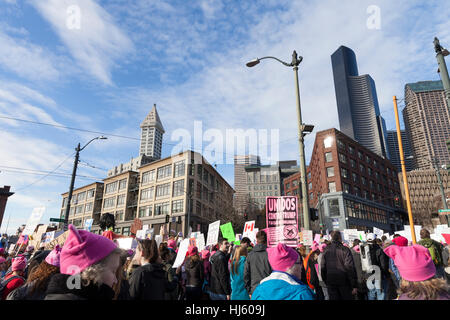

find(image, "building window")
[325,166,334,177]
[85,202,93,213]
[174,160,186,178]
[361,177,367,186]
[341,168,348,179]
[368,167,373,177]
[354,186,360,197]
[115,210,124,221]
[348,145,355,155]
[117,194,126,206]
[155,202,170,215]
[87,189,95,199]
[286,182,291,189]
[339,153,347,164]
[337,139,345,150]
[138,205,152,217]
[328,198,340,217]
[308,182,312,190]
[118,178,127,191]
[62,197,68,208]
[156,183,171,198]
[328,182,336,193]
[323,136,333,148]
[157,165,172,180]
[343,183,351,193]
[352,173,358,183]
[358,151,363,160]
[103,197,115,209]
[366,155,371,164]
[172,199,184,213]
[369,180,375,189]
[76,205,84,215]
[172,179,185,197]
[122,227,130,236]
[350,159,356,169]
[196,201,202,215]
[359,164,365,174]
[140,187,154,202]
[77,192,86,202]
[142,170,155,185]
[105,181,118,194]
[325,152,333,163]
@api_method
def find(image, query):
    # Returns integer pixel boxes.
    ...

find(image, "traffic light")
[394,196,400,207]
[165,215,170,224]
[177,216,182,224]
[309,208,319,221]
[244,212,248,220]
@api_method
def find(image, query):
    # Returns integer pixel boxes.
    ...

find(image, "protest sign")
[235,234,242,242]
[314,234,321,244]
[343,229,359,242]
[42,231,55,244]
[155,235,162,247]
[357,231,366,242]
[243,221,255,235]
[220,222,235,242]
[116,237,137,250]
[84,219,94,231]
[266,196,299,247]
[22,207,45,236]
[189,237,197,247]
[45,231,68,250]
[173,239,189,268]
[142,225,149,231]
[442,233,450,245]
[206,220,220,246]
[373,227,384,238]
[302,230,313,246]
[197,233,205,251]
[136,230,146,240]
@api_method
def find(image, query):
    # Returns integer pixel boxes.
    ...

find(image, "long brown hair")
[26,261,59,295]
[231,246,247,275]
[398,278,449,300]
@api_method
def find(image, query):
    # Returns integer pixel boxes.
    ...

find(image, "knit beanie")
[11,256,27,271]
[188,246,198,257]
[45,245,62,267]
[201,249,210,260]
[318,243,327,253]
[60,224,117,275]
[392,236,408,247]
[167,239,177,250]
[267,243,299,272]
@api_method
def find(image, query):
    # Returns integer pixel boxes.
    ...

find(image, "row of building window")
[103,194,126,209]
[248,184,279,191]
[105,179,128,194]
[68,202,94,216]
[64,188,96,207]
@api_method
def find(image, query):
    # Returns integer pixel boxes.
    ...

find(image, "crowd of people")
[0,224,449,300]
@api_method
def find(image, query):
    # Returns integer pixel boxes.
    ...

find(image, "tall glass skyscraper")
[331,46,389,159]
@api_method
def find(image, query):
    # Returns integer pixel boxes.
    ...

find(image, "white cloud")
[31,0,134,85]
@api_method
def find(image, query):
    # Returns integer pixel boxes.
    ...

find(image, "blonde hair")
[231,246,247,275]
[398,277,449,300]
[80,248,122,287]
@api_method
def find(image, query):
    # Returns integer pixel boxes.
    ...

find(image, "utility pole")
[434,37,450,112]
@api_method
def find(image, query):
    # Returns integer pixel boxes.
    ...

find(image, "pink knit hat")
[167,239,177,249]
[319,243,327,253]
[60,225,117,275]
[267,243,299,272]
[201,249,210,260]
[384,244,436,282]
[12,256,27,271]
[311,242,319,252]
[26,245,34,252]
[45,245,62,267]
[0,257,6,264]
[392,236,408,247]
[187,246,198,257]
[352,245,360,253]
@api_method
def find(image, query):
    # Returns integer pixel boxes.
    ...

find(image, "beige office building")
[61,182,104,229]
[403,81,450,170]
[233,155,261,215]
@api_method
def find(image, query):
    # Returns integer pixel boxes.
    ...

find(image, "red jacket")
[1,274,25,300]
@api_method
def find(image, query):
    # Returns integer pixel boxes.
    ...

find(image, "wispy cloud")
[31,0,134,85]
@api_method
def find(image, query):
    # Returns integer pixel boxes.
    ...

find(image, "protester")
[184,246,204,300]
[389,236,408,289]
[317,243,329,300]
[209,238,232,300]
[320,231,357,300]
[113,249,131,300]
[243,231,272,297]
[0,257,7,278]
[23,245,34,261]
[44,224,121,300]
[7,245,61,300]
[1,256,27,300]
[230,245,250,300]
[418,229,446,279]
[129,239,180,300]
[303,242,324,299]
[99,213,123,241]
[364,233,390,300]
[201,248,211,299]
[160,245,179,300]
[384,244,450,300]
[167,239,178,265]
[251,243,315,300]
[297,245,307,260]
[350,239,367,300]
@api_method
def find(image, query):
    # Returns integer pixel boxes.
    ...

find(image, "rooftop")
[406,80,444,93]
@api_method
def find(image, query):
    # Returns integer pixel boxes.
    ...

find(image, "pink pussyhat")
[311,242,319,252]
[267,243,299,272]
[384,244,436,282]
[167,239,177,250]
[45,245,62,267]
[11,256,27,271]
[0,257,6,264]
[318,243,327,253]
[352,245,360,253]
[60,224,117,275]
[392,236,408,247]
[201,249,210,260]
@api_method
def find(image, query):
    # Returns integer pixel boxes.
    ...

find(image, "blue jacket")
[251,271,316,300]
[389,258,401,281]
[230,257,250,300]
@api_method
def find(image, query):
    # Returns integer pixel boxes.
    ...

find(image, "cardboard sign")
[206,220,220,246]
[84,219,94,231]
[373,227,384,238]
[220,222,235,242]
[302,230,313,246]
[266,196,299,247]
[22,207,46,236]
[116,237,138,250]
[197,233,206,252]
[45,231,68,250]
[173,239,189,268]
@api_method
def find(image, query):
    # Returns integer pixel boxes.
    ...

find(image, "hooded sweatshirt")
[251,271,315,300]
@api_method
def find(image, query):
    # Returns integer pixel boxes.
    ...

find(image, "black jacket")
[44,273,115,300]
[185,257,204,288]
[367,243,390,278]
[7,279,49,300]
[243,243,272,295]
[209,250,231,295]
[320,241,357,288]
[129,263,178,300]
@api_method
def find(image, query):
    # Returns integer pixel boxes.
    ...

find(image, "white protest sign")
[173,238,189,268]
[206,220,220,246]
[42,231,55,244]
[373,227,384,238]
[343,229,359,242]
[302,230,313,246]
[403,225,422,241]
[357,231,366,242]
[142,225,149,231]
[235,234,242,242]
[243,221,255,235]
[136,230,146,240]
[197,233,206,252]
[22,207,45,236]
[84,219,94,231]
[116,237,137,250]
[155,235,162,248]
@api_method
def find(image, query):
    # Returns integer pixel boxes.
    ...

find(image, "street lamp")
[246,50,312,230]
[63,136,107,231]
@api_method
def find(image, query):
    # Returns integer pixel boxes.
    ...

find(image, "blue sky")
[0,0,449,234]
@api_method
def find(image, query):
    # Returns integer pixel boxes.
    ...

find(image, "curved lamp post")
[246,51,312,230]
[63,136,107,231]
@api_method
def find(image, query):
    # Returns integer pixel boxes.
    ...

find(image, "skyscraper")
[403,80,450,170]
[234,155,261,215]
[331,46,389,159]
[386,130,414,172]
[140,104,165,159]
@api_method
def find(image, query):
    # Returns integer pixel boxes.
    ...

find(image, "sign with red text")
[266,196,299,247]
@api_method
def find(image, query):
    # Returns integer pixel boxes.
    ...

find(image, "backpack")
[0,275,25,298]
[427,243,443,266]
